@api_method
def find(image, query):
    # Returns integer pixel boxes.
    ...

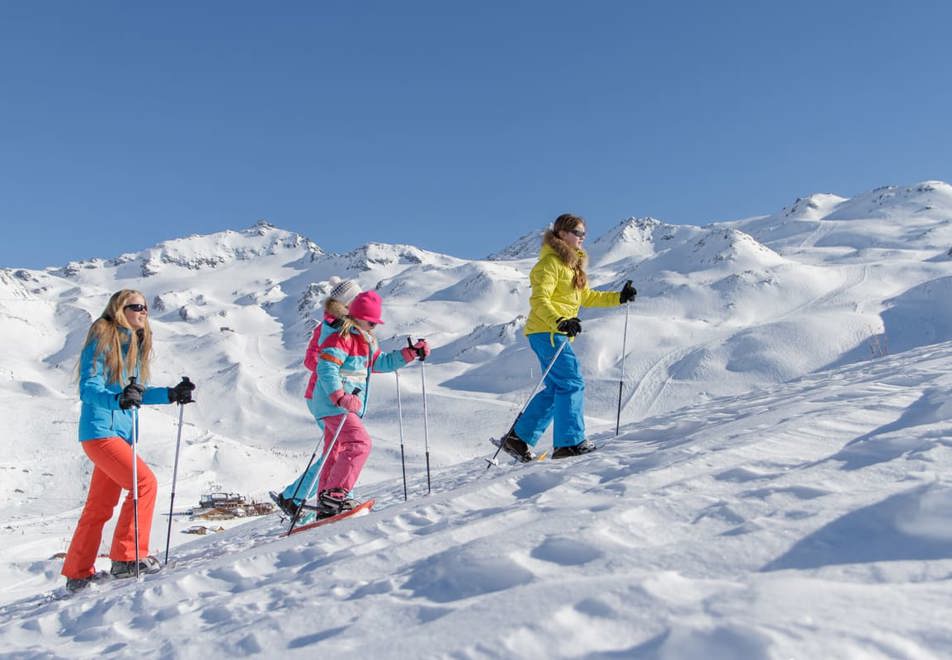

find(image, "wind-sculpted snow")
[882,276,952,353]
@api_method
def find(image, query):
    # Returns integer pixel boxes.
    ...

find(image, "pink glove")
[401,338,431,363]
[329,389,361,413]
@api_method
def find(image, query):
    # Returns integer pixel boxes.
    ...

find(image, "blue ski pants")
[514,333,586,448]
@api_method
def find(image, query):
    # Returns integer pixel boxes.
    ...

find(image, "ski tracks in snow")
[625,263,873,419]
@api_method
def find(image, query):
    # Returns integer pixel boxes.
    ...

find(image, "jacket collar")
[541,230,587,270]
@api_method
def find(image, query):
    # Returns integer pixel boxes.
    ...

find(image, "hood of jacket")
[541,230,587,290]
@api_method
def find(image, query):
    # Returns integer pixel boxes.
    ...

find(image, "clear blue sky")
[1,1,950,269]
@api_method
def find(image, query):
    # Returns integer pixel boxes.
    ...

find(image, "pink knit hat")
[348,291,384,325]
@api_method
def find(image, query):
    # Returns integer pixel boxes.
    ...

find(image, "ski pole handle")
[124,376,143,409]
[408,337,427,361]
[179,376,195,408]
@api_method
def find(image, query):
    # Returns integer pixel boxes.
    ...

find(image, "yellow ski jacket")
[524,242,620,336]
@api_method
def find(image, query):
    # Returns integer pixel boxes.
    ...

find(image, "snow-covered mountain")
[2,182,952,656]
[733,180,952,253]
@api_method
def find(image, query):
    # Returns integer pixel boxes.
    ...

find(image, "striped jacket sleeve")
[316,334,348,397]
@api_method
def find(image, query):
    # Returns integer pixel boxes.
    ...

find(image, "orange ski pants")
[61,437,157,579]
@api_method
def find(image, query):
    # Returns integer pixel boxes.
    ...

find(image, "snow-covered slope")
[2,181,952,656]
[2,339,951,657]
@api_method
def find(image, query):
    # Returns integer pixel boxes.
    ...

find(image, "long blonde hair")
[337,316,377,351]
[78,289,153,385]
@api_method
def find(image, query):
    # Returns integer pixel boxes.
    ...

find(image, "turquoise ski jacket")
[78,329,172,442]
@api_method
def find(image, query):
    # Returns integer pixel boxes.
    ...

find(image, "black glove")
[620,280,637,304]
[556,317,582,337]
[118,382,144,410]
[168,377,196,404]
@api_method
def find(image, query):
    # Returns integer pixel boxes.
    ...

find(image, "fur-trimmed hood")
[542,229,587,270]
[542,229,588,290]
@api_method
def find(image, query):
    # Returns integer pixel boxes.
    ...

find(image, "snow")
[2,181,952,657]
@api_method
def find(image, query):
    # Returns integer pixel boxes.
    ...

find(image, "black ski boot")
[552,438,596,459]
[65,571,110,593]
[500,430,536,463]
[110,555,162,579]
[317,488,358,519]
[269,491,302,518]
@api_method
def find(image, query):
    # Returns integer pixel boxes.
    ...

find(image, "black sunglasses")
[568,229,586,238]
[124,304,148,312]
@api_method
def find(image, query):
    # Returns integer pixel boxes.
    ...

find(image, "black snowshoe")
[499,430,536,463]
[269,491,303,518]
[65,571,111,593]
[110,555,162,579]
[551,438,596,459]
[317,488,359,519]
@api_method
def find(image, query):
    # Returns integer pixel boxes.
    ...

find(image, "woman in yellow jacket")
[501,214,636,460]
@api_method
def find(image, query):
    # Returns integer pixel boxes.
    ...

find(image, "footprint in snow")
[530,536,603,566]
[514,470,566,498]
[401,546,534,603]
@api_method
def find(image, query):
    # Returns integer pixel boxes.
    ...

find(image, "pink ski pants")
[318,412,372,494]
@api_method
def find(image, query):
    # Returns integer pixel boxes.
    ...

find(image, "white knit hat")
[326,276,361,305]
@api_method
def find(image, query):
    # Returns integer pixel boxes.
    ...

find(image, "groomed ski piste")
[2,180,952,656]
[2,339,952,658]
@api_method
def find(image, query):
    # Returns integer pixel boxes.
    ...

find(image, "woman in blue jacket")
[61,289,195,592]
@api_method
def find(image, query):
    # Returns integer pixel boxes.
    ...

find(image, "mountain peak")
[136,225,322,276]
[591,216,672,245]
[487,227,545,261]
[587,216,697,267]
[342,242,457,273]
[50,224,323,279]
[779,193,848,220]
[825,181,952,221]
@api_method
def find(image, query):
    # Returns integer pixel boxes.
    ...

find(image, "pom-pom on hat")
[326,276,362,305]
[348,291,384,325]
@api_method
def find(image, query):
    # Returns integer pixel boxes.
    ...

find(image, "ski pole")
[395,370,408,501]
[616,301,631,436]
[164,377,189,565]
[129,376,141,581]
[409,338,431,495]
[486,337,569,469]
[287,387,361,535]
